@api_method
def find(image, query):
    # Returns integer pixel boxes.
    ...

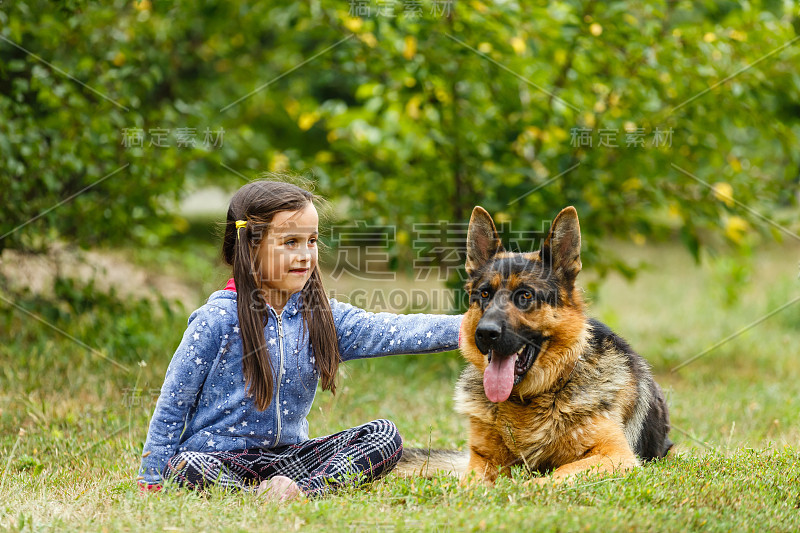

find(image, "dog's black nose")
[475,322,502,352]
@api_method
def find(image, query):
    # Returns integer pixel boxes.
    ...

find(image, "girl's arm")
[330,299,463,361]
[137,305,223,487]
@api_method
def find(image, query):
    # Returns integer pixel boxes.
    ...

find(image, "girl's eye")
[284,240,296,246]
[308,238,317,245]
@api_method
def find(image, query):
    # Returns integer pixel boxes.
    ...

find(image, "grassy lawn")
[1,228,799,532]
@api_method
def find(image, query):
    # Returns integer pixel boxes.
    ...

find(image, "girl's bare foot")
[256,476,303,502]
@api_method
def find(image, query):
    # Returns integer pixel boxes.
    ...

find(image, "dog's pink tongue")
[483,352,517,403]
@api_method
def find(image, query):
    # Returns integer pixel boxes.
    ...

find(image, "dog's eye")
[480,290,490,299]
[514,289,536,308]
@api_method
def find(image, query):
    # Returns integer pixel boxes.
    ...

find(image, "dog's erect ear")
[541,206,582,283]
[466,206,504,276]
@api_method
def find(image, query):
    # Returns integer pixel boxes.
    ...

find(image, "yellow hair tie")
[235,220,247,240]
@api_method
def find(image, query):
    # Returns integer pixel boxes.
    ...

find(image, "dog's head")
[461,206,587,403]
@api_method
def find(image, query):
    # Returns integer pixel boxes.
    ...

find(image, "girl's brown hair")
[221,179,341,411]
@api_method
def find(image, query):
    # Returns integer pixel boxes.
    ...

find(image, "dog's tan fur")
[397,206,671,484]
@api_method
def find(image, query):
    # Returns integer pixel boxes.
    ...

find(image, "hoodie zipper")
[274,313,285,445]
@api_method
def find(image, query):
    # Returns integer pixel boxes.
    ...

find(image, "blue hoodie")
[138,287,462,485]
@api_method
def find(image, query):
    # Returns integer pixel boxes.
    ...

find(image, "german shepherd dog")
[398,206,672,484]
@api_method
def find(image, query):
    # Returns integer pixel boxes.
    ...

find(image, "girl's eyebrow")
[278,231,319,238]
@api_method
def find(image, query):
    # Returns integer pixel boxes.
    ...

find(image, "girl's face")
[256,202,319,297]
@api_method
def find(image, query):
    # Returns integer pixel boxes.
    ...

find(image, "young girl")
[137,180,462,500]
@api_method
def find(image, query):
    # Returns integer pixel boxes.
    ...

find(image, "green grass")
[1,236,799,532]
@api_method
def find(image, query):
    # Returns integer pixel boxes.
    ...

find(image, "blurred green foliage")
[1,276,184,393]
[1,0,798,274]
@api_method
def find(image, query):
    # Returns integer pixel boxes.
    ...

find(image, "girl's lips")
[289,268,309,274]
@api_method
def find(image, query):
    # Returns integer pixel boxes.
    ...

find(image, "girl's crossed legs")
[164,419,402,498]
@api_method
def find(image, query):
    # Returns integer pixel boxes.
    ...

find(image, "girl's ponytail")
[301,267,339,394]
[230,216,274,412]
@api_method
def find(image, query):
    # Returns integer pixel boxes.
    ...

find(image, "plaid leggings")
[163,419,402,497]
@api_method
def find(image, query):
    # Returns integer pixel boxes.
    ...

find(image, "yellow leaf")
[703,32,716,43]
[343,17,363,33]
[478,42,492,54]
[112,52,126,67]
[725,216,749,243]
[729,30,747,42]
[315,151,334,163]
[406,95,422,119]
[532,160,549,179]
[397,230,409,245]
[434,87,451,104]
[270,153,289,172]
[471,1,488,13]
[510,36,526,55]
[359,33,377,48]
[134,0,151,11]
[590,23,603,36]
[520,126,540,143]
[551,127,568,141]
[592,82,610,95]
[404,77,416,88]
[403,35,417,60]
[495,212,512,224]
[284,98,300,119]
[622,178,641,191]
[298,111,320,131]
[713,182,735,207]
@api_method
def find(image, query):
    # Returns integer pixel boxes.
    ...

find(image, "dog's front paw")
[460,471,490,488]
